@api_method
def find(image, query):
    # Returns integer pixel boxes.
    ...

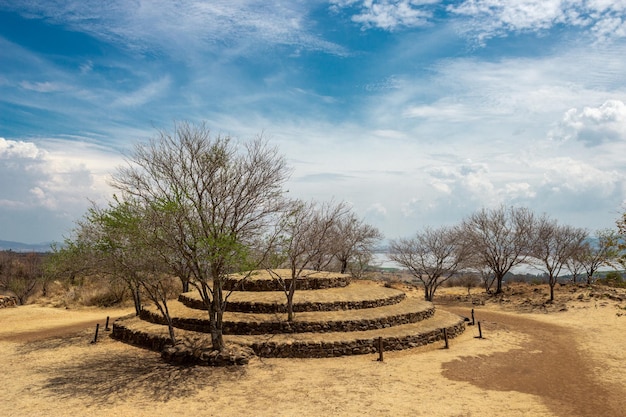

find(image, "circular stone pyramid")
[112,270,465,359]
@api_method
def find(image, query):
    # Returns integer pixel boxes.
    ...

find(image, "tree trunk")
[132,286,142,315]
[495,276,504,294]
[180,277,189,293]
[210,290,225,351]
[340,259,348,274]
[166,317,176,345]
[287,283,295,322]
[549,280,555,302]
[209,306,225,351]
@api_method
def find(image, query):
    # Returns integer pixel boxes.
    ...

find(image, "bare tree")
[332,211,383,276]
[532,217,587,301]
[267,199,347,321]
[565,246,586,284]
[389,226,469,301]
[576,229,619,285]
[460,205,536,294]
[110,122,289,351]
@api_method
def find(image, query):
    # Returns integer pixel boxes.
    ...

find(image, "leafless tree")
[389,226,469,301]
[110,122,290,350]
[565,246,586,284]
[331,211,383,276]
[532,217,587,301]
[576,229,619,285]
[460,205,536,294]
[267,199,347,321]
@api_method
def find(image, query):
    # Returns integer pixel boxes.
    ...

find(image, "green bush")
[597,271,625,288]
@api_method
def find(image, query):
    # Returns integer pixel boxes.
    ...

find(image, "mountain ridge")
[0,240,53,252]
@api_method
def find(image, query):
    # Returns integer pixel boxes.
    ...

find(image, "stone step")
[112,309,465,358]
[179,280,405,313]
[224,269,351,292]
[141,296,434,335]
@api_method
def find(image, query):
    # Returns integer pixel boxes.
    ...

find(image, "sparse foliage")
[389,226,469,301]
[110,122,290,350]
[331,211,383,277]
[460,205,536,294]
[532,216,587,301]
[576,229,619,285]
[267,199,347,321]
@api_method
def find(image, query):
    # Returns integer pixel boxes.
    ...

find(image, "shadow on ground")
[23,333,246,405]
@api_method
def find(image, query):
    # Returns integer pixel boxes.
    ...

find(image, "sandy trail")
[442,307,625,417]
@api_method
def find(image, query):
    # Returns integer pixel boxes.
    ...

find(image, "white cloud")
[0,1,347,57]
[352,1,435,30]
[549,100,626,146]
[330,0,440,30]
[113,76,171,107]
[0,137,120,241]
[448,0,626,43]
[19,80,66,93]
[535,157,621,196]
[403,102,478,122]
[0,137,46,159]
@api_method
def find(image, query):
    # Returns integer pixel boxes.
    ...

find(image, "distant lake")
[371,251,398,269]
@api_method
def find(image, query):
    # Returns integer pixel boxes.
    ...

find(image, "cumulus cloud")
[549,100,626,146]
[0,137,46,159]
[365,202,388,220]
[425,160,496,206]
[0,138,103,210]
[535,156,621,196]
[0,137,119,241]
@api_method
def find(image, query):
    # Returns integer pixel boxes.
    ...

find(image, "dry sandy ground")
[1,287,625,417]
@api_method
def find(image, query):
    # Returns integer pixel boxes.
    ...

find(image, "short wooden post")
[91,323,100,344]
[471,309,475,326]
[477,321,483,339]
[443,328,449,349]
[377,336,384,362]
[105,316,110,331]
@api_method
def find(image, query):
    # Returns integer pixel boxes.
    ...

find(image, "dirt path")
[441,307,626,417]
[0,318,107,343]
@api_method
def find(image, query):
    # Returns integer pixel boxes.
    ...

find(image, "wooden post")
[105,316,110,331]
[477,321,483,339]
[91,323,100,344]
[443,328,449,349]
[471,309,475,326]
[377,336,384,362]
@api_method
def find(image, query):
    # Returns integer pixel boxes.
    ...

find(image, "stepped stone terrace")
[112,270,465,361]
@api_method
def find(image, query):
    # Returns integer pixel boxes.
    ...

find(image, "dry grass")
[1,284,625,416]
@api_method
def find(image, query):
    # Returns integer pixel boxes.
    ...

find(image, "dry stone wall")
[225,275,351,292]
[112,318,466,359]
[252,320,466,358]
[178,292,406,313]
[139,305,434,335]
[0,295,17,308]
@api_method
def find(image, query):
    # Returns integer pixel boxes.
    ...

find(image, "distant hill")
[0,240,53,252]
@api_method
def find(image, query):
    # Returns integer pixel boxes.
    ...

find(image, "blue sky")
[1,0,626,244]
